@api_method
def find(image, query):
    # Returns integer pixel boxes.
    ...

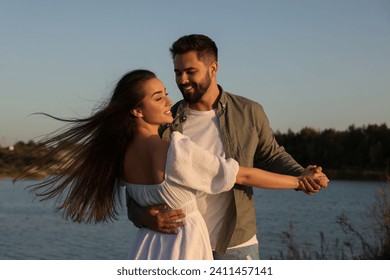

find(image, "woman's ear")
[131,108,143,118]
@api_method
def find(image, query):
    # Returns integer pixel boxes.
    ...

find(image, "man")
[126,34,328,259]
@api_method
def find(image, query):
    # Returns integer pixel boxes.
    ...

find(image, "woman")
[16,69,327,259]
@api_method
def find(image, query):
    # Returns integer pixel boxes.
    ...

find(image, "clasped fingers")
[299,177,321,195]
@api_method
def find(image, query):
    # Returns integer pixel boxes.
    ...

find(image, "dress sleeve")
[165,132,239,194]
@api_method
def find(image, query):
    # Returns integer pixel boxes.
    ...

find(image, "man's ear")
[131,108,143,118]
[210,61,218,76]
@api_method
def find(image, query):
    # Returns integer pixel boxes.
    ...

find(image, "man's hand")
[142,204,186,234]
[299,165,330,195]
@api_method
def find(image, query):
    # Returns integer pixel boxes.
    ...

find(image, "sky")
[1,0,389,146]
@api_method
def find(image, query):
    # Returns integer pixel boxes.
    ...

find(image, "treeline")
[1,123,389,180]
[275,123,390,181]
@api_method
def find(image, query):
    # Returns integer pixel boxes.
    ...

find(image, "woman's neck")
[134,124,159,138]
[131,126,164,149]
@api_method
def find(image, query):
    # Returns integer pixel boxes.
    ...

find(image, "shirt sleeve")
[165,132,239,194]
[253,102,304,176]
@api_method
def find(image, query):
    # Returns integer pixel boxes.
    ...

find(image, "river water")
[0,179,388,259]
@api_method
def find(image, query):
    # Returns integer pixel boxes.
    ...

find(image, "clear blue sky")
[1,0,389,145]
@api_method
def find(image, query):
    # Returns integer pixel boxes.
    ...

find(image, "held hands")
[298,165,330,195]
[142,204,186,234]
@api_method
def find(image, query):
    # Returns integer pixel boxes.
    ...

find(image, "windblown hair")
[15,69,156,223]
[169,34,218,63]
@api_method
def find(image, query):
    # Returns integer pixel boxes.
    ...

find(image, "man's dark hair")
[170,34,218,63]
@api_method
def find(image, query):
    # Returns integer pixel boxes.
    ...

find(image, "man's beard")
[179,73,211,104]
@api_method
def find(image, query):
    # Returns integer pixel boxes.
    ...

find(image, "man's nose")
[177,73,188,84]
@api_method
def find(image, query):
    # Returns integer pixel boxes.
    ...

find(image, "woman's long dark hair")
[15,69,156,223]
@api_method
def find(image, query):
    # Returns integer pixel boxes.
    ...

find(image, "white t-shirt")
[183,108,258,249]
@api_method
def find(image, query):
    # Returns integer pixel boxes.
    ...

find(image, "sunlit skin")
[122,78,174,186]
[174,51,219,111]
[131,77,173,131]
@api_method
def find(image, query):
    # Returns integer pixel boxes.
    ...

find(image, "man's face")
[173,51,212,104]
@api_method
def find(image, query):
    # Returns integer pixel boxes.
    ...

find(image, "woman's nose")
[166,97,173,106]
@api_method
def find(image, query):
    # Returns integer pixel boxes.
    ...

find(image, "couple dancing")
[19,34,329,260]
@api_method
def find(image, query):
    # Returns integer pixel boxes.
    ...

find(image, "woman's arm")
[236,166,328,190]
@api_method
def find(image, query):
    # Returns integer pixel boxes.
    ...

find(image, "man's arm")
[253,104,328,190]
[125,188,186,234]
[253,104,303,174]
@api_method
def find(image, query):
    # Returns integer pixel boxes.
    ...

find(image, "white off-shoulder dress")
[122,131,239,260]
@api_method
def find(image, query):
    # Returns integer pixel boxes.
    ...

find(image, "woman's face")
[137,78,173,125]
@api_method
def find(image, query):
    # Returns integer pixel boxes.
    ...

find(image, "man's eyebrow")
[174,67,197,72]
